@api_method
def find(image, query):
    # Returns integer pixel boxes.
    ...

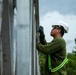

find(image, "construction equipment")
[0,0,40,75]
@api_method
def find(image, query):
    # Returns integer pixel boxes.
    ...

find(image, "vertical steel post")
[30,0,40,75]
[8,0,14,75]
[15,0,40,75]
[16,0,33,75]
[1,0,12,75]
[32,5,36,75]
[34,0,40,75]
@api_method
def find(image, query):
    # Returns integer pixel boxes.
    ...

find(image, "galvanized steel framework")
[0,0,40,75]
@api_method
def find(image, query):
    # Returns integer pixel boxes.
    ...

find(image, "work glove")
[39,26,44,34]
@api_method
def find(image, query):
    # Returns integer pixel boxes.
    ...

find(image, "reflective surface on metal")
[12,8,17,75]
[8,0,14,75]
[32,7,36,75]
[16,0,32,75]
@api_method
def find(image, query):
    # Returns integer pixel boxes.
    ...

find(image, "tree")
[66,53,76,75]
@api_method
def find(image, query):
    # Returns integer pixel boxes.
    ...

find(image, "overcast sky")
[39,0,76,53]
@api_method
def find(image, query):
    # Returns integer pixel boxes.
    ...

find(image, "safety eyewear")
[52,27,61,30]
[52,25,61,30]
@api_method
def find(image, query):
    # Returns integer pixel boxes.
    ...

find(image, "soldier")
[36,21,69,75]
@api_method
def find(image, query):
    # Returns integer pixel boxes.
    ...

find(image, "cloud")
[66,40,74,44]
[39,0,76,16]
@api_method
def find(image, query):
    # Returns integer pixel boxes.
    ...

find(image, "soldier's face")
[50,26,61,36]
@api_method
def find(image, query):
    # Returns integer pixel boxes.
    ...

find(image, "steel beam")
[16,0,33,75]
[1,0,13,75]
[34,0,40,75]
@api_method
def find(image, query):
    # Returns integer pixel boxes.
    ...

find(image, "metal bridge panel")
[16,0,32,75]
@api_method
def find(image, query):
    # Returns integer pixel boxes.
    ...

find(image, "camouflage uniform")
[36,34,67,75]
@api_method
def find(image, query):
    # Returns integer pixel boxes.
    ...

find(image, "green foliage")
[66,53,76,75]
